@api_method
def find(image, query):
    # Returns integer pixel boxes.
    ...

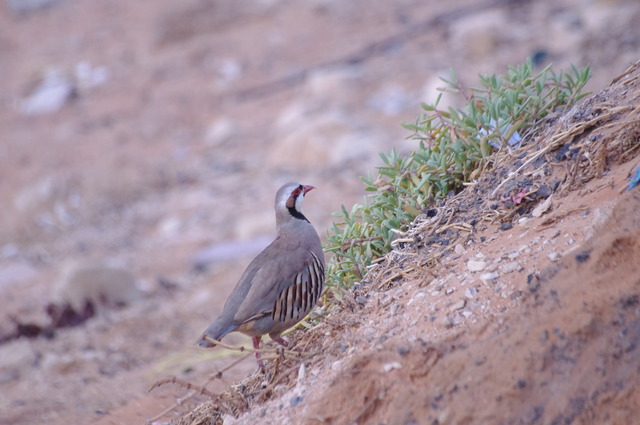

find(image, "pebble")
[465,287,477,299]
[445,288,455,295]
[547,252,560,262]
[297,363,306,380]
[450,299,466,311]
[454,243,466,255]
[480,272,499,282]
[20,69,74,115]
[397,345,411,356]
[500,261,520,273]
[382,361,403,372]
[500,222,513,231]
[467,260,487,272]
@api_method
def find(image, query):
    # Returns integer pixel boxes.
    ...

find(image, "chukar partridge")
[198,182,325,369]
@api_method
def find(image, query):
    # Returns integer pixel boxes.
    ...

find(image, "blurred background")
[0,0,638,423]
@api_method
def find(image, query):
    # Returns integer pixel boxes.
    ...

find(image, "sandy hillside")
[0,1,639,424]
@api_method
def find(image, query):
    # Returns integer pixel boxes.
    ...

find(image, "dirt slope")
[301,190,640,425]
[1,1,640,425]
[190,63,640,425]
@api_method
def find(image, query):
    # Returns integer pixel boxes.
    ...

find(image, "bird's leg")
[269,333,288,348]
[252,336,265,372]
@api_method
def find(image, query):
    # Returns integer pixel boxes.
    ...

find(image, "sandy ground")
[0,1,639,424]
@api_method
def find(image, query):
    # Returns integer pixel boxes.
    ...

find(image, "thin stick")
[203,336,315,358]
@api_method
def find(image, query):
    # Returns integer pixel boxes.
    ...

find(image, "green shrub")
[324,58,591,293]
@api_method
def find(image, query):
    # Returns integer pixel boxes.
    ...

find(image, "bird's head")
[275,182,315,224]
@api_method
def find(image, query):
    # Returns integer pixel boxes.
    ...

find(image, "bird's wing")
[231,246,316,325]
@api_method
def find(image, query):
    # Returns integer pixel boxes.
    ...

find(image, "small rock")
[467,260,487,272]
[445,288,454,295]
[297,363,306,380]
[547,252,560,262]
[575,251,591,263]
[500,222,513,231]
[532,196,553,217]
[21,69,74,115]
[500,261,520,274]
[480,272,499,283]
[397,345,411,356]
[74,61,109,91]
[290,396,304,407]
[454,243,466,255]
[464,287,477,299]
[450,299,466,311]
[382,361,402,372]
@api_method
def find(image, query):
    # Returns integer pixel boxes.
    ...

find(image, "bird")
[197,182,325,370]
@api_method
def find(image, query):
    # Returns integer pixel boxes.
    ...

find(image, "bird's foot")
[269,334,289,348]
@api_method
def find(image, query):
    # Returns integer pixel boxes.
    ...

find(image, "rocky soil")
[0,1,639,424]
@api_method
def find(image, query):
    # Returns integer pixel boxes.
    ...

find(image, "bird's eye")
[291,188,301,196]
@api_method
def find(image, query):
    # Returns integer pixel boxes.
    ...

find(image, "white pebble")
[382,362,403,372]
[298,363,306,380]
[480,272,499,282]
[500,261,520,273]
[465,287,477,299]
[467,260,487,272]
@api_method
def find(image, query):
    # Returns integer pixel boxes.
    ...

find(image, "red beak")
[302,185,315,195]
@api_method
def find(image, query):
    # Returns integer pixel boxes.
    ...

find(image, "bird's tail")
[197,319,235,348]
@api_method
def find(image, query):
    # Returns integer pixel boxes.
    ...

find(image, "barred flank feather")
[271,250,325,323]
